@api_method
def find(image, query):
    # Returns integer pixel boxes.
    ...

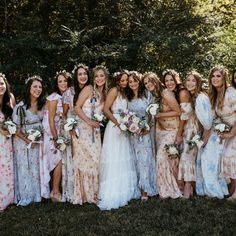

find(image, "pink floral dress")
[40,93,63,199]
[0,111,14,211]
[217,87,236,179]
[72,92,103,205]
[155,90,182,198]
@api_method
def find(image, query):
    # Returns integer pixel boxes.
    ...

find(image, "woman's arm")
[103,88,119,126]
[74,86,100,129]
[48,100,59,139]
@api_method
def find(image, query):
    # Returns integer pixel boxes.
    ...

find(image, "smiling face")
[143,76,155,92]
[94,69,106,87]
[119,74,128,89]
[128,75,139,91]
[164,74,176,91]
[30,80,43,99]
[0,77,6,96]
[234,71,236,85]
[210,70,224,89]
[77,67,88,87]
[186,74,197,94]
[57,74,68,93]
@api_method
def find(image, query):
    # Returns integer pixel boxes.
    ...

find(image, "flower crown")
[93,65,109,75]
[72,63,89,74]
[0,73,6,80]
[54,70,71,79]
[129,70,142,78]
[113,69,129,78]
[25,75,42,84]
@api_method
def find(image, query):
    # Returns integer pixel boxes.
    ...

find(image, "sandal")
[50,191,62,203]
[141,196,148,202]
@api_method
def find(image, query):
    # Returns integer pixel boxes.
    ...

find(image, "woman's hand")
[175,135,183,145]
[87,120,100,129]
[0,129,10,138]
[219,132,234,140]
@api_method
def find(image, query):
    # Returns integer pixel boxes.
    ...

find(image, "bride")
[98,70,137,210]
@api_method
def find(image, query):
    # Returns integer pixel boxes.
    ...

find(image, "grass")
[1,197,236,236]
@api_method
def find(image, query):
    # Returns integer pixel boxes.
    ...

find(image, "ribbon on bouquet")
[90,92,97,143]
[27,140,43,149]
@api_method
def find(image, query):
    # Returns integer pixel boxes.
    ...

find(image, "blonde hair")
[208,65,229,110]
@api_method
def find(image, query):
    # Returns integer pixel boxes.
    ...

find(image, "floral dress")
[0,111,14,211]
[61,87,75,203]
[195,93,228,198]
[40,93,63,199]
[12,102,43,206]
[128,97,157,197]
[72,90,103,205]
[217,87,236,179]
[155,90,182,198]
[178,103,199,182]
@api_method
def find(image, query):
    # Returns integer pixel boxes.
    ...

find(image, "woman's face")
[0,77,6,96]
[143,76,155,92]
[164,74,176,91]
[186,75,197,94]
[30,80,42,99]
[233,72,236,84]
[119,74,128,89]
[94,69,106,87]
[211,70,224,89]
[57,74,68,93]
[77,68,88,87]
[128,75,139,91]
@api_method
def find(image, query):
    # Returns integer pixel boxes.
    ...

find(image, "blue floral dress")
[128,97,157,197]
[12,102,43,206]
[195,93,228,198]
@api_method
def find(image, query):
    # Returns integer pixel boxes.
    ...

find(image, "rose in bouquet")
[92,113,107,126]
[64,117,78,131]
[214,123,231,133]
[164,144,181,159]
[146,103,160,117]
[2,120,17,135]
[187,134,204,150]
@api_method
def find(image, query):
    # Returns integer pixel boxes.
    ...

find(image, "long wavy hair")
[208,65,229,110]
[162,69,185,103]
[73,64,90,105]
[126,71,145,101]
[52,70,72,96]
[186,70,204,109]
[231,68,236,89]
[113,70,129,98]
[92,65,109,100]
[23,75,45,111]
[0,73,13,119]
[142,71,164,103]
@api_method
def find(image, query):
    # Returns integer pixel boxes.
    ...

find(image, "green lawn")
[1,197,236,235]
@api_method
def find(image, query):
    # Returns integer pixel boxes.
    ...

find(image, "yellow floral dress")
[72,94,103,205]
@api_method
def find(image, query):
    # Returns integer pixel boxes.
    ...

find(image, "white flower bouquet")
[55,136,70,151]
[187,134,204,150]
[2,120,17,135]
[164,144,181,159]
[64,117,78,131]
[146,103,160,116]
[26,128,42,142]
[214,123,231,133]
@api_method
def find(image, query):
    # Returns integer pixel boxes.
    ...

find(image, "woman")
[62,64,90,203]
[155,69,182,199]
[12,75,45,206]
[178,71,205,198]
[41,71,70,202]
[0,73,15,211]
[142,72,164,156]
[73,65,107,205]
[196,67,230,199]
[127,71,157,201]
[98,70,137,210]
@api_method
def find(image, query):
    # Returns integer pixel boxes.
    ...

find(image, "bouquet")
[64,117,77,131]
[146,103,160,116]
[92,113,107,126]
[118,110,150,136]
[26,128,42,142]
[164,144,181,159]
[2,120,17,135]
[187,134,204,150]
[54,136,70,151]
[214,123,231,133]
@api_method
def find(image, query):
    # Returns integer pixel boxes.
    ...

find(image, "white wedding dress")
[98,94,137,210]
